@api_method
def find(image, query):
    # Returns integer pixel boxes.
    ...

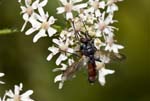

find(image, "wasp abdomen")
[88,62,97,83]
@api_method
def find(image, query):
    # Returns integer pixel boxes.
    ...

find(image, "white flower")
[6,83,34,101]
[96,62,115,86]
[47,38,74,65]
[47,46,59,61]
[100,55,111,64]
[52,63,67,72]
[32,0,48,10]
[106,0,123,13]
[105,36,124,53]
[79,10,96,24]
[88,0,105,17]
[95,12,117,37]
[0,73,5,84]
[20,0,48,32]
[60,30,73,39]
[94,38,105,50]
[105,43,124,53]
[25,8,57,43]
[59,30,75,45]
[57,0,87,20]
[53,59,74,89]
[54,74,65,89]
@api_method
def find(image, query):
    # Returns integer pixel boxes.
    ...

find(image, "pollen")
[99,23,106,31]
[41,22,49,30]
[65,3,73,12]
[92,1,99,9]
[26,7,33,15]
[60,45,68,52]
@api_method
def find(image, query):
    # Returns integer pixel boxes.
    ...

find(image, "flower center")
[41,22,49,30]
[26,7,33,15]
[13,95,21,101]
[99,23,106,31]
[65,3,73,12]
[92,1,99,9]
[59,45,68,52]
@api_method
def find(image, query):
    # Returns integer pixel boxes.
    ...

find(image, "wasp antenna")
[81,20,91,39]
[70,20,81,41]
[82,21,88,32]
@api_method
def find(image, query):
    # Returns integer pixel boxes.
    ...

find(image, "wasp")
[57,20,125,85]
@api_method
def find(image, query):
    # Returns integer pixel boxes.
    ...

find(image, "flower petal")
[14,85,20,95]
[54,74,63,83]
[58,82,64,89]
[6,90,14,98]
[21,90,33,98]
[20,6,26,13]
[99,1,105,9]
[23,13,29,21]
[67,48,74,53]
[98,68,115,86]
[48,46,59,54]
[95,9,101,17]
[25,27,37,35]
[53,39,60,45]
[32,0,39,9]
[48,16,56,25]
[56,54,68,65]
[59,0,67,5]
[29,18,41,29]
[72,0,82,3]
[33,29,47,43]
[25,0,31,7]
[39,0,48,7]
[66,12,73,20]
[46,53,53,61]
[107,4,118,13]
[0,73,4,77]
[56,7,65,14]
[52,63,67,72]
[73,3,87,11]
[38,7,45,18]
[0,81,5,84]
[48,27,57,37]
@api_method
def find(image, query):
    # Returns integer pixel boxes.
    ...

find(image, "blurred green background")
[0,0,149,101]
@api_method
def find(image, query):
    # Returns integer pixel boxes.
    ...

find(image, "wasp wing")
[94,50,126,63]
[62,56,89,81]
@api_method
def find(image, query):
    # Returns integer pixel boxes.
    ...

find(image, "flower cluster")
[0,73,34,101]
[18,0,57,43]
[18,0,124,89]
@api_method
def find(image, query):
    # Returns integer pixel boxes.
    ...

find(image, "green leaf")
[0,29,18,35]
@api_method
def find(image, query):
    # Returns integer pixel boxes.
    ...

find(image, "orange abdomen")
[88,63,97,83]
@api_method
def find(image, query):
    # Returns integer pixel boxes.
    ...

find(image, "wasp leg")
[94,58,102,62]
